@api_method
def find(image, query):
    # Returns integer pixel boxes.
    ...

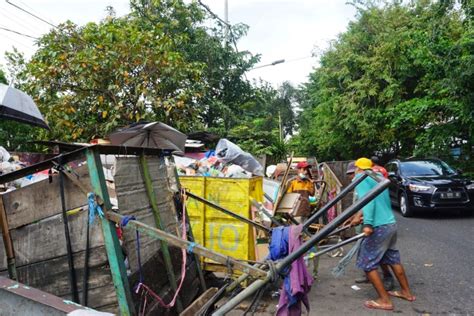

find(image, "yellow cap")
[355,157,373,170]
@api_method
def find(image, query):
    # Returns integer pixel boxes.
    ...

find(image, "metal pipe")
[213,178,390,315]
[187,192,270,233]
[302,173,368,230]
[312,233,365,257]
[327,225,351,237]
[82,211,90,306]
[58,169,79,303]
[279,178,389,268]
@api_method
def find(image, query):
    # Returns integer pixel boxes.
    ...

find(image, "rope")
[120,216,143,284]
[265,260,279,284]
[132,190,189,313]
[187,242,197,254]
[87,193,104,224]
[331,239,363,277]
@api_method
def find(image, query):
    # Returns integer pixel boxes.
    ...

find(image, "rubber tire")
[399,191,414,217]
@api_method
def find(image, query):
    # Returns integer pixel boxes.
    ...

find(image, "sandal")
[388,290,416,302]
[364,300,394,311]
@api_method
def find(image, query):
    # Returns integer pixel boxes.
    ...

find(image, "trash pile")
[0,146,49,191]
[176,139,264,178]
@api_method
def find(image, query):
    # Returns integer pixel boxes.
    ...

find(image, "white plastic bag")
[215,139,264,176]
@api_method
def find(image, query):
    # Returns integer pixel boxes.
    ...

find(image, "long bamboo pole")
[106,211,267,279]
[139,155,183,312]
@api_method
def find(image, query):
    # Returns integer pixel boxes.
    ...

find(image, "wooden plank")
[0,246,110,297]
[1,165,91,229]
[180,287,218,316]
[86,148,135,316]
[61,283,118,312]
[0,209,104,270]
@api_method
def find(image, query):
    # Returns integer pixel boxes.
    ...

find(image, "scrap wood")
[180,287,218,316]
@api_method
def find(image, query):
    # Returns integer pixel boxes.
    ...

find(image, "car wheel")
[399,192,414,217]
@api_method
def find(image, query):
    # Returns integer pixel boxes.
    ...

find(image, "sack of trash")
[215,139,264,176]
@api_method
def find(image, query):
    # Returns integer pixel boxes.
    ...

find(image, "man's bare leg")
[389,264,415,300]
[366,269,393,306]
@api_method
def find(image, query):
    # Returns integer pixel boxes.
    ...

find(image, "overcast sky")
[0,0,357,87]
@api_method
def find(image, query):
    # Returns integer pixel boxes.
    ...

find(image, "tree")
[228,81,299,162]
[298,0,473,163]
[6,0,259,143]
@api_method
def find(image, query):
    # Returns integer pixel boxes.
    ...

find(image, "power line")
[18,0,55,25]
[0,25,38,39]
[0,8,43,36]
[0,30,32,50]
[5,0,57,28]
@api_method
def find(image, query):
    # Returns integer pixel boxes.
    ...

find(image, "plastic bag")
[0,146,11,162]
[215,139,264,176]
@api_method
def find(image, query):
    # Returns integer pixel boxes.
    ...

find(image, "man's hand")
[363,226,373,236]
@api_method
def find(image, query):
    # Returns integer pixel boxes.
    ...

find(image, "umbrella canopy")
[0,83,49,129]
[109,122,187,154]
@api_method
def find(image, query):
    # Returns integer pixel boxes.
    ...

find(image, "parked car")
[385,158,474,216]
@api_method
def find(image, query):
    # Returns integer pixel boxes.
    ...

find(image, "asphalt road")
[227,208,474,315]
[308,209,474,315]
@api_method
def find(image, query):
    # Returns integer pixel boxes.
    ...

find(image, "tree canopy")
[296,0,473,163]
[3,0,298,159]
[5,0,257,141]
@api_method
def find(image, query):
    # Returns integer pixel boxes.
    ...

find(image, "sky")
[0,0,357,87]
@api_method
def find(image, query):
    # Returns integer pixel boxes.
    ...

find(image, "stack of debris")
[176,139,264,178]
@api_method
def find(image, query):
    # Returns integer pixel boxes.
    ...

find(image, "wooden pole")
[0,196,17,280]
[107,211,267,279]
[139,155,183,313]
[86,148,135,316]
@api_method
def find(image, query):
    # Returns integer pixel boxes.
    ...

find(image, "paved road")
[306,209,474,315]
[228,209,474,315]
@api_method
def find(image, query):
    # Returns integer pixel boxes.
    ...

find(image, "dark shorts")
[356,223,401,272]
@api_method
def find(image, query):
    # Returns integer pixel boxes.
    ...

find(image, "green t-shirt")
[354,173,396,227]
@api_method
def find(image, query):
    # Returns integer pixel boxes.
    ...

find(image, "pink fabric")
[276,225,313,316]
[327,189,337,222]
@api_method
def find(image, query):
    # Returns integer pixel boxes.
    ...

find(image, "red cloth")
[372,165,388,178]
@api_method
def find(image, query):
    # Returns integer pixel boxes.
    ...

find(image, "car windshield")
[400,160,456,176]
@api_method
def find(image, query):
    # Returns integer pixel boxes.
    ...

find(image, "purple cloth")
[276,225,313,316]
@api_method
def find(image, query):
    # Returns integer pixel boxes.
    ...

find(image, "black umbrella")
[0,83,49,129]
[109,121,187,154]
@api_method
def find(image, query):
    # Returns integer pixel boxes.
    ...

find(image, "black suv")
[385,158,474,217]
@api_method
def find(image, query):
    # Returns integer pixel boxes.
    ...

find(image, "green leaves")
[298,0,473,162]
[5,0,258,145]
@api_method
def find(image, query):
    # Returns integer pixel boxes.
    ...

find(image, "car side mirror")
[456,168,463,174]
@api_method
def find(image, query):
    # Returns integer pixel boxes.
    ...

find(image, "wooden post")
[86,148,135,316]
[0,196,17,280]
[139,155,183,313]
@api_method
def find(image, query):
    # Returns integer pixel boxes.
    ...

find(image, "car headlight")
[408,184,435,193]
[467,183,474,190]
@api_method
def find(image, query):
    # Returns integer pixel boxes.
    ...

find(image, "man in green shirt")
[353,157,415,311]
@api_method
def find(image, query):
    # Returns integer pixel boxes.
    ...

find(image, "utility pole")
[279,111,283,142]
[224,0,229,42]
